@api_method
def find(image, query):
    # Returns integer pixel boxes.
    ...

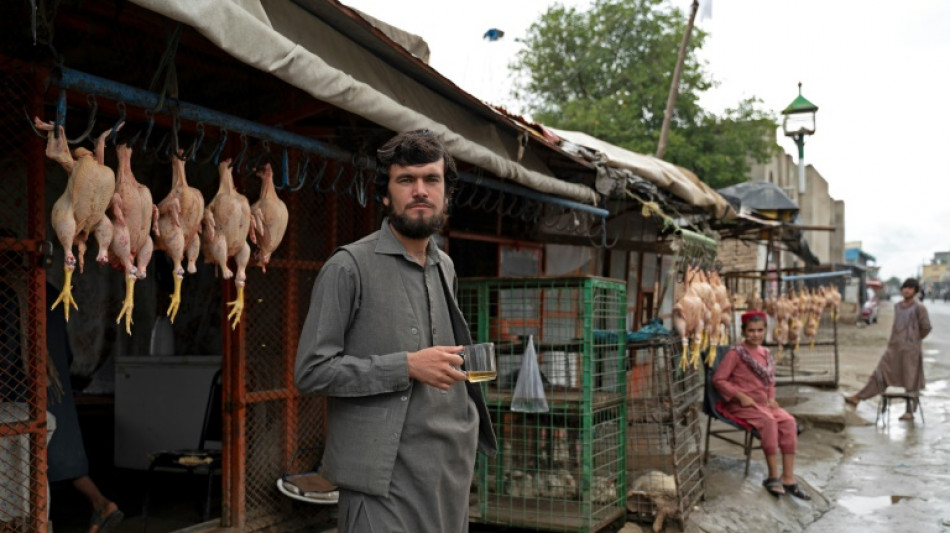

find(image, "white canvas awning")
[129,0,599,205]
[549,128,733,218]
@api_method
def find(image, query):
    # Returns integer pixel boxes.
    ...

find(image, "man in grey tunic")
[846,278,932,419]
[295,130,496,532]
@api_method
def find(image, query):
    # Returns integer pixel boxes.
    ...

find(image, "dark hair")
[375,130,458,199]
[901,277,920,293]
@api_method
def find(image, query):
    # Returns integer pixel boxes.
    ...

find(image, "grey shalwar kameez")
[296,220,491,533]
[855,299,931,400]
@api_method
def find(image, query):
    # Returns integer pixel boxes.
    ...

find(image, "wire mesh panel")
[772,318,838,387]
[0,62,49,532]
[459,276,627,533]
[626,335,704,531]
[232,186,378,530]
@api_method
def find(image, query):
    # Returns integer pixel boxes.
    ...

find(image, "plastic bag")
[511,335,549,413]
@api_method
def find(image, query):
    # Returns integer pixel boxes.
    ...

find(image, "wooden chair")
[702,347,760,476]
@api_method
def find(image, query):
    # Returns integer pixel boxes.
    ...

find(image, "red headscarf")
[741,310,767,325]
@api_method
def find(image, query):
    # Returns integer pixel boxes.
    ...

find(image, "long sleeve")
[294,253,411,397]
[918,303,932,340]
[712,348,741,402]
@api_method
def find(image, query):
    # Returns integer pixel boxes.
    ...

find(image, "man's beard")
[387,202,446,239]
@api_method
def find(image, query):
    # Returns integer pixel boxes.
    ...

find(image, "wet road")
[805,299,950,533]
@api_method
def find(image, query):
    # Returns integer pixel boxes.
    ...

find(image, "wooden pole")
[656,0,699,159]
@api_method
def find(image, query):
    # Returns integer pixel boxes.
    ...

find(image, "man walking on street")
[295,130,496,532]
[846,278,931,420]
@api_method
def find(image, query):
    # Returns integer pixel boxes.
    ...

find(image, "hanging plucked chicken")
[109,141,157,334]
[672,266,706,370]
[36,117,116,321]
[153,151,205,323]
[250,163,288,272]
[201,160,251,329]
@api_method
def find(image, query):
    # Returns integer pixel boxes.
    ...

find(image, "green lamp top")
[782,82,818,115]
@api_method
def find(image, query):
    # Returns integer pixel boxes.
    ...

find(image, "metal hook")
[64,94,98,145]
[170,112,186,161]
[210,128,229,166]
[229,133,249,171]
[107,102,126,145]
[24,106,47,139]
[597,216,620,248]
[287,154,317,193]
[138,110,156,151]
[184,122,205,162]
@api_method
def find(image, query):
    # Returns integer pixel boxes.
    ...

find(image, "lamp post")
[781,82,819,195]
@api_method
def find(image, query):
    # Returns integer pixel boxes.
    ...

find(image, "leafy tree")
[512,0,777,188]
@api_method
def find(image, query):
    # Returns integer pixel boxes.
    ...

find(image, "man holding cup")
[295,130,496,532]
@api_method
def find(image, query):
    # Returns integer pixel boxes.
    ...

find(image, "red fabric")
[740,310,767,325]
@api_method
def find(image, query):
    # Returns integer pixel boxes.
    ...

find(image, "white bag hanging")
[511,335,549,413]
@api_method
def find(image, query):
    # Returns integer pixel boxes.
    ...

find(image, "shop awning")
[129,0,599,205]
[546,127,735,219]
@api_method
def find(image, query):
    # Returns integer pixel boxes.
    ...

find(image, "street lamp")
[781,82,819,195]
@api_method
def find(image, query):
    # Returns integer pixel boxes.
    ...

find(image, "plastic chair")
[876,389,924,427]
[141,369,223,531]
[702,347,761,476]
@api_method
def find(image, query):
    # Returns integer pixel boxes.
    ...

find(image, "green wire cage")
[459,276,627,533]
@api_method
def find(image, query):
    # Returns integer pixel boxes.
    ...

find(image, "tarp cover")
[717,181,799,213]
[129,0,598,205]
[547,127,733,218]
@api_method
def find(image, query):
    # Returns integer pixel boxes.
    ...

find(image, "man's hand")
[767,398,780,408]
[408,345,467,390]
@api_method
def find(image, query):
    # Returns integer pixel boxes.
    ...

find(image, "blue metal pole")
[781,270,852,281]
[54,67,609,217]
[458,172,609,217]
[54,67,353,163]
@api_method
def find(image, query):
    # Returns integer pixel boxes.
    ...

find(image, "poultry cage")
[458,276,627,533]
[625,334,705,531]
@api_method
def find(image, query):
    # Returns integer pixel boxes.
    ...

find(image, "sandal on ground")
[843,395,859,407]
[782,483,811,501]
[88,503,123,533]
[898,413,914,421]
[762,477,785,497]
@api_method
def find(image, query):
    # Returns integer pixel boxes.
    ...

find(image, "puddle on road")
[923,349,940,356]
[928,379,947,393]
[838,494,914,515]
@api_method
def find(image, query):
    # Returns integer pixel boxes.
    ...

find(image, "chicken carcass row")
[36,118,116,322]
[250,163,288,272]
[109,143,157,334]
[201,160,251,329]
[672,267,706,370]
[153,152,205,322]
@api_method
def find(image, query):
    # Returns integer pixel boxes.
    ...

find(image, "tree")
[511,0,777,189]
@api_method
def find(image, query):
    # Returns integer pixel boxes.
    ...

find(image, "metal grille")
[625,335,704,531]
[460,277,627,533]
[234,185,378,529]
[0,62,49,532]
[772,319,838,387]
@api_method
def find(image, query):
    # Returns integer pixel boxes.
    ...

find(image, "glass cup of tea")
[461,342,497,383]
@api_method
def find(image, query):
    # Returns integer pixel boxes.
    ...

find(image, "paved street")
[689,299,950,533]
[804,298,950,533]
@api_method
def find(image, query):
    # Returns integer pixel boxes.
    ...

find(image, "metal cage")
[459,276,627,533]
[625,335,704,531]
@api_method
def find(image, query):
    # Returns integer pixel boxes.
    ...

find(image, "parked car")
[860,287,880,324]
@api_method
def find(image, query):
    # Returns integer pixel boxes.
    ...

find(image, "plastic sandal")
[762,477,785,497]
[783,483,811,501]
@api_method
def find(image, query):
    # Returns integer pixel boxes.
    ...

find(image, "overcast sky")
[342,0,950,280]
